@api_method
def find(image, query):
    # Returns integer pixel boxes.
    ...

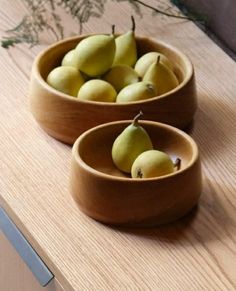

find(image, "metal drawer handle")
[0,207,54,287]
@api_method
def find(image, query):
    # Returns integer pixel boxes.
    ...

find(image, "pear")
[134,52,174,78]
[112,112,153,173]
[47,66,84,97]
[103,65,139,92]
[113,16,137,67]
[62,50,91,80]
[143,56,179,95]
[116,81,157,103]
[61,49,80,68]
[77,79,117,103]
[75,27,116,77]
[131,150,175,178]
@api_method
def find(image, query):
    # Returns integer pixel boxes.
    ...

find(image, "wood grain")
[0,0,236,290]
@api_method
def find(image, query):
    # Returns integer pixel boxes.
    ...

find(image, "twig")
[133,0,194,21]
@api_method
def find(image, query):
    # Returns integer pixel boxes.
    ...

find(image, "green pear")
[77,79,117,102]
[75,29,116,77]
[61,49,80,68]
[112,112,153,173]
[131,150,174,178]
[47,66,84,97]
[116,81,157,103]
[134,52,174,78]
[103,65,139,92]
[62,50,91,81]
[113,16,137,67]
[143,56,179,95]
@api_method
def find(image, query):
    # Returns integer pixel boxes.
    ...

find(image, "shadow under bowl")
[70,120,202,226]
[29,35,197,145]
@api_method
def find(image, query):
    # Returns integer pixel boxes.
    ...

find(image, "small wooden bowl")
[70,120,202,226]
[29,35,197,145]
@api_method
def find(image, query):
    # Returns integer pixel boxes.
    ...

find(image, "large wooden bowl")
[70,120,202,226]
[29,35,197,145]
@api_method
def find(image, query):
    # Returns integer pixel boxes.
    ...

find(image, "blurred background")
[176,0,236,59]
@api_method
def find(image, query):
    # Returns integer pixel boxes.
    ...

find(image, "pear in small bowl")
[70,120,202,226]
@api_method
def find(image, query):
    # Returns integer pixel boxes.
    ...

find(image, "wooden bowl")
[70,120,202,226]
[29,35,197,145]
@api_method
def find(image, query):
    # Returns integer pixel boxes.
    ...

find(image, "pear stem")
[111,24,115,35]
[146,83,155,92]
[133,111,143,126]
[131,15,136,32]
[157,55,161,63]
[173,158,181,170]
[137,168,143,178]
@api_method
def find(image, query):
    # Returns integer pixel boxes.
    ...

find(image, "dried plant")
[1,0,205,49]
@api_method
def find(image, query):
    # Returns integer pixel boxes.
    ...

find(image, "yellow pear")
[77,79,117,103]
[61,49,80,68]
[75,29,116,77]
[103,65,139,92]
[62,50,91,81]
[112,112,153,173]
[47,66,84,97]
[134,51,174,78]
[143,56,179,95]
[113,16,137,67]
[116,81,157,103]
[131,150,174,178]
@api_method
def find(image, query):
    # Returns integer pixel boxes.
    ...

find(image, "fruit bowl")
[29,35,197,145]
[70,120,202,226]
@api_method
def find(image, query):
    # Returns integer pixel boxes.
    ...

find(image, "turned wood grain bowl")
[29,35,197,145]
[70,120,202,226]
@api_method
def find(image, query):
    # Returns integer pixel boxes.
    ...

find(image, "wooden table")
[0,1,236,290]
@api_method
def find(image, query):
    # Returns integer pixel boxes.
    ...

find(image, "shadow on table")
[107,177,235,245]
[108,206,199,243]
[189,93,235,159]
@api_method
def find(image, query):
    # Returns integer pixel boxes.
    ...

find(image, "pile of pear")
[46,17,179,103]
[112,112,181,178]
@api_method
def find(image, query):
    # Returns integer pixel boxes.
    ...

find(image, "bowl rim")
[72,120,199,182]
[33,34,194,106]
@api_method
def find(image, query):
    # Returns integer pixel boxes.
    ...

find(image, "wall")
[182,0,236,54]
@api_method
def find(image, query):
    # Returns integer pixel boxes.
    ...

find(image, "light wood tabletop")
[0,0,236,290]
